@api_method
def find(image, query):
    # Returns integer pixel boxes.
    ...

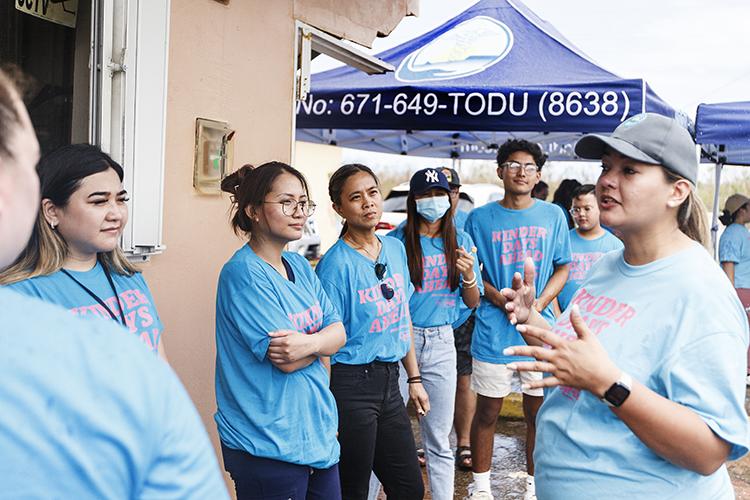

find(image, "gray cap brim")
[575,134,661,165]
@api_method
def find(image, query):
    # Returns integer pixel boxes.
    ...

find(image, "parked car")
[376,182,504,235]
[287,217,321,260]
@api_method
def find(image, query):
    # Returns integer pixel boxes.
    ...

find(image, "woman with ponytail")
[214,162,345,499]
[718,193,750,384]
[1,144,167,358]
[387,168,481,500]
[315,163,428,499]
[498,114,748,500]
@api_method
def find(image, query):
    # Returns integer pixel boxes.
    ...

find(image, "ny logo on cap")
[426,170,439,183]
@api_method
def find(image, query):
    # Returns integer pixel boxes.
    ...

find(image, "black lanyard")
[61,262,127,326]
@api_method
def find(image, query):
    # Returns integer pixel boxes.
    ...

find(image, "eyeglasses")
[263,200,317,216]
[374,262,395,300]
[500,161,539,175]
[569,206,594,215]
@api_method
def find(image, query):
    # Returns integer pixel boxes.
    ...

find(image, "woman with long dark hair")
[1,143,166,358]
[388,168,481,500]
[215,162,345,499]
[316,163,429,500]
[501,114,748,499]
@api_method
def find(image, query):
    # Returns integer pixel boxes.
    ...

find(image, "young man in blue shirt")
[464,140,571,500]
[556,184,623,312]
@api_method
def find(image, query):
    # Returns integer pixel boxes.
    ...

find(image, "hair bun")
[220,163,254,195]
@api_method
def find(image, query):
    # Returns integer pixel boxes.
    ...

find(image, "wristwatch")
[601,372,632,408]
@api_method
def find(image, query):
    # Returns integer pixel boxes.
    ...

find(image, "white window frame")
[91,0,170,258]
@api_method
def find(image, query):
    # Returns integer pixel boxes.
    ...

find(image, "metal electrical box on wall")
[193,118,235,195]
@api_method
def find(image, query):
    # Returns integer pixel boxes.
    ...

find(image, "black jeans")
[330,361,424,500]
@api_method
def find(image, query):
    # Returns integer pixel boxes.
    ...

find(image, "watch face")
[606,383,630,407]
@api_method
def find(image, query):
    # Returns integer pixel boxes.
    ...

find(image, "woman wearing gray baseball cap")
[500,113,749,499]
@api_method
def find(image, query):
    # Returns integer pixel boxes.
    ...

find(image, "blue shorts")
[221,442,341,500]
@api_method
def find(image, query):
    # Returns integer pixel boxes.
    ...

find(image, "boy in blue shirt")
[464,139,571,500]
[557,184,623,312]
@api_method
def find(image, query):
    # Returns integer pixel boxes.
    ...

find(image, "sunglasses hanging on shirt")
[374,262,395,300]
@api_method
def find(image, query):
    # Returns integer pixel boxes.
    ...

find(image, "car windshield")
[383,193,408,213]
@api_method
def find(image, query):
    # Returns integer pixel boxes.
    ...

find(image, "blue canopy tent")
[695,101,750,254]
[296,0,680,161]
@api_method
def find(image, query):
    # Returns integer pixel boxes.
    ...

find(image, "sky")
[310,0,750,182]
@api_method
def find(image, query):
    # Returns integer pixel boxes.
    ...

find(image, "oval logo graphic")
[396,16,514,83]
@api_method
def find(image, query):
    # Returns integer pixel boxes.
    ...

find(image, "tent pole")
[710,162,724,259]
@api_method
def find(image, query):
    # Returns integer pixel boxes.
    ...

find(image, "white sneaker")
[524,476,536,500]
[746,375,750,386]
[466,482,494,500]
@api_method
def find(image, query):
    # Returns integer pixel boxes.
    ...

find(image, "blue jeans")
[368,325,457,500]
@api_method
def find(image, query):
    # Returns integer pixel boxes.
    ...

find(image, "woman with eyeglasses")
[719,193,750,384]
[387,168,482,500]
[215,162,346,499]
[315,163,429,500]
[502,114,748,499]
[1,144,166,359]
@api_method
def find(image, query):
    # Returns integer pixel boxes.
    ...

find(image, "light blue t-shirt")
[465,200,571,363]
[316,236,414,365]
[557,229,623,311]
[0,288,227,499]
[6,262,163,353]
[215,245,341,469]
[454,209,469,231]
[389,228,483,328]
[719,223,750,289]
[535,244,749,500]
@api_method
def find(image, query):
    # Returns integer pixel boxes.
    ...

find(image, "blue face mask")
[416,195,451,222]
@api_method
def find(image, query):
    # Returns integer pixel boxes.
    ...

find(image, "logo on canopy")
[396,16,514,83]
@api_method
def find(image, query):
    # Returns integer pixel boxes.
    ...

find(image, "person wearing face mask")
[387,168,482,500]
[503,113,748,499]
[0,143,167,359]
[556,184,623,313]
[464,139,571,500]
[0,68,228,499]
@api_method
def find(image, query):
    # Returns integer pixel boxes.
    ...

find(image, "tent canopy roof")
[296,0,679,160]
[696,101,750,165]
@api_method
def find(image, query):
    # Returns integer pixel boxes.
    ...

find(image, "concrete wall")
[140,0,411,491]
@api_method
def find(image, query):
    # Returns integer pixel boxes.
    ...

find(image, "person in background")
[441,166,469,230]
[389,168,482,500]
[441,166,478,471]
[556,184,623,313]
[552,179,582,229]
[504,113,749,500]
[465,139,571,500]
[0,67,227,499]
[531,180,549,201]
[215,162,346,499]
[0,143,167,360]
[719,193,750,385]
[317,163,428,500]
